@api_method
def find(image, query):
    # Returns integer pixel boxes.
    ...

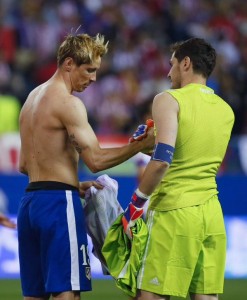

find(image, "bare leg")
[24,296,49,300]
[52,291,80,300]
[133,290,170,300]
[190,293,218,300]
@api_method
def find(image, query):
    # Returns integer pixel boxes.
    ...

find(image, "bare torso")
[19,60,155,188]
[19,77,80,187]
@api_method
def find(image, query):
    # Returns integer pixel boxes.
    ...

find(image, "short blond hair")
[57,33,108,66]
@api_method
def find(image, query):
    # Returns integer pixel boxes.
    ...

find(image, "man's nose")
[90,72,96,82]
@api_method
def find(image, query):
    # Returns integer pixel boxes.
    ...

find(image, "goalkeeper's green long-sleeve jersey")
[150,83,235,211]
[102,214,148,297]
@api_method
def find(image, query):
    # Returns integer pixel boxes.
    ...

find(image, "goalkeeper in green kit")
[122,38,234,300]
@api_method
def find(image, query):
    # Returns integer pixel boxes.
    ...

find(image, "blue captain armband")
[151,142,174,164]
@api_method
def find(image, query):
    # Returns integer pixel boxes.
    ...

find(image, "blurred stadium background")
[0,0,246,299]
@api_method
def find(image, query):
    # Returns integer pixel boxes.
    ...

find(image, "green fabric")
[150,83,234,211]
[0,95,20,134]
[137,197,226,297]
[102,214,148,297]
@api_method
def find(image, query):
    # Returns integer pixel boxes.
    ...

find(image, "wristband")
[131,188,149,208]
[135,188,149,200]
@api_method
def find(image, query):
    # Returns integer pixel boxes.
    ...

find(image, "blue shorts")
[17,182,91,297]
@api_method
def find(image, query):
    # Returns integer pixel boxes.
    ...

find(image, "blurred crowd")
[0,0,247,136]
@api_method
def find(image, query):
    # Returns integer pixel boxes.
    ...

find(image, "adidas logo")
[149,277,160,285]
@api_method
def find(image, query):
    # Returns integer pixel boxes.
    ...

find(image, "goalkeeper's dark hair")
[170,38,216,78]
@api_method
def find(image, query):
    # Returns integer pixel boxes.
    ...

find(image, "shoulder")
[154,91,176,102]
[61,93,85,108]
[56,93,87,119]
[153,91,179,112]
[214,94,235,117]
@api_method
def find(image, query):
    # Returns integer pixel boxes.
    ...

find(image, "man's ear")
[64,57,73,72]
[183,56,191,72]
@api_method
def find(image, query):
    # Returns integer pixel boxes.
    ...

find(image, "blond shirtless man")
[18,33,154,300]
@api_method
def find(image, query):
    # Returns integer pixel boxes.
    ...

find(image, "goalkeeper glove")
[129,119,154,143]
[122,188,149,239]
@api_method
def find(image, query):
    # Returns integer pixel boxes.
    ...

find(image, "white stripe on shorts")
[137,210,155,288]
[66,190,80,290]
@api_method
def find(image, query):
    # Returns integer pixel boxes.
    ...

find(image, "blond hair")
[57,33,108,66]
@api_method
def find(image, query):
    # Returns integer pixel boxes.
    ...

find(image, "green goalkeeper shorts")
[137,195,226,298]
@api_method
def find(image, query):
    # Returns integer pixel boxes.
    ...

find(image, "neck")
[181,73,207,88]
[53,69,73,94]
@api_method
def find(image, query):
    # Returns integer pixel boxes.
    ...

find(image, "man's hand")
[129,119,154,143]
[79,181,103,198]
[0,213,16,229]
[122,189,149,239]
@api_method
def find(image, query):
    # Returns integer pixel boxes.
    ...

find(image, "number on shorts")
[80,244,90,266]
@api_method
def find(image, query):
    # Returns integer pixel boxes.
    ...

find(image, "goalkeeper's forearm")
[138,160,170,196]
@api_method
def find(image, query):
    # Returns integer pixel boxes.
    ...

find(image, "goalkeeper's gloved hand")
[122,188,149,239]
[129,119,154,143]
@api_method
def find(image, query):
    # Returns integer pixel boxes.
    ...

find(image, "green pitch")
[0,279,246,299]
